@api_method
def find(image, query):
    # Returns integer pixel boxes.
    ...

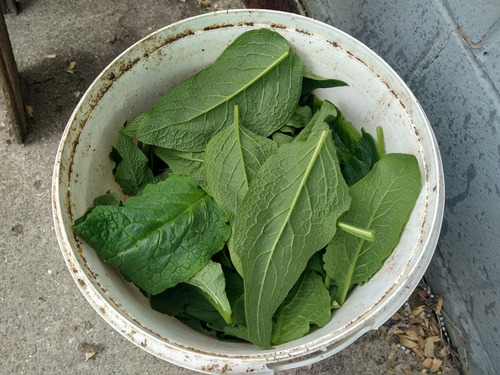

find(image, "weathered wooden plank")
[0,10,26,143]
[1,0,20,15]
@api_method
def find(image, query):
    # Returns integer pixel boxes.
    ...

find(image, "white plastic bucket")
[52,9,444,374]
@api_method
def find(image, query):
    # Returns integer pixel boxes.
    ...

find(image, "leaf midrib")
[233,107,250,194]
[163,50,290,127]
[108,192,209,264]
[250,129,329,345]
[186,272,231,323]
[337,165,406,304]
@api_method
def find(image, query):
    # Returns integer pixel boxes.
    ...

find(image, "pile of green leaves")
[73,29,421,349]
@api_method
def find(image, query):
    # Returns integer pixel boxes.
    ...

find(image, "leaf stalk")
[337,221,376,242]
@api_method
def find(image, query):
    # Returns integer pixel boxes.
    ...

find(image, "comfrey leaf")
[73,191,122,228]
[73,174,231,295]
[93,191,122,207]
[185,260,232,324]
[331,109,383,186]
[272,271,331,345]
[112,133,154,196]
[295,100,338,142]
[324,153,421,305]
[272,131,294,146]
[120,115,145,138]
[150,283,226,327]
[205,105,277,219]
[231,113,350,348]
[283,104,312,130]
[154,147,206,189]
[133,29,304,151]
[301,71,348,97]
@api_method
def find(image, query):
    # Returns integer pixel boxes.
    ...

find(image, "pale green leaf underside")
[231,115,351,348]
[73,175,230,295]
[154,147,207,189]
[205,106,277,219]
[323,153,422,305]
[186,260,232,324]
[272,272,331,345]
[272,131,294,146]
[284,104,313,129]
[134,29,304,151]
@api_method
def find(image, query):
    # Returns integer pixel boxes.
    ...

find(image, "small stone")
[11,224,23,235]
[76,342,103,360]
[85,351,96,360]
[66,61,77,73]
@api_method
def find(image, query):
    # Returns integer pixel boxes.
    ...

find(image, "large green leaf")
[205,106,277,219]
[73,174,231,295]
[324,153,421,305]
[133,29,304,151]
[185,260,232,324]
[272,271,331,345]
[230,113,351,348]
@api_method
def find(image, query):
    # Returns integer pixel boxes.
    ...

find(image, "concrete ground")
[1,1,462,374]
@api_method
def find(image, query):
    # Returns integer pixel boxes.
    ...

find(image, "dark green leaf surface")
[150,283,225,327]
[74,191,123,228]
[113,133,154,196]
[93,191,122,207]
[73,174,231,295]
[231,118,350,348]
[272,272,331,345]
[324,153,421,305]
[331,110,383,186]
[134,29,304,151]
[331,111,360,153]
[335,128,381,186]
[301,71,348,97]
[305,250,327,279]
